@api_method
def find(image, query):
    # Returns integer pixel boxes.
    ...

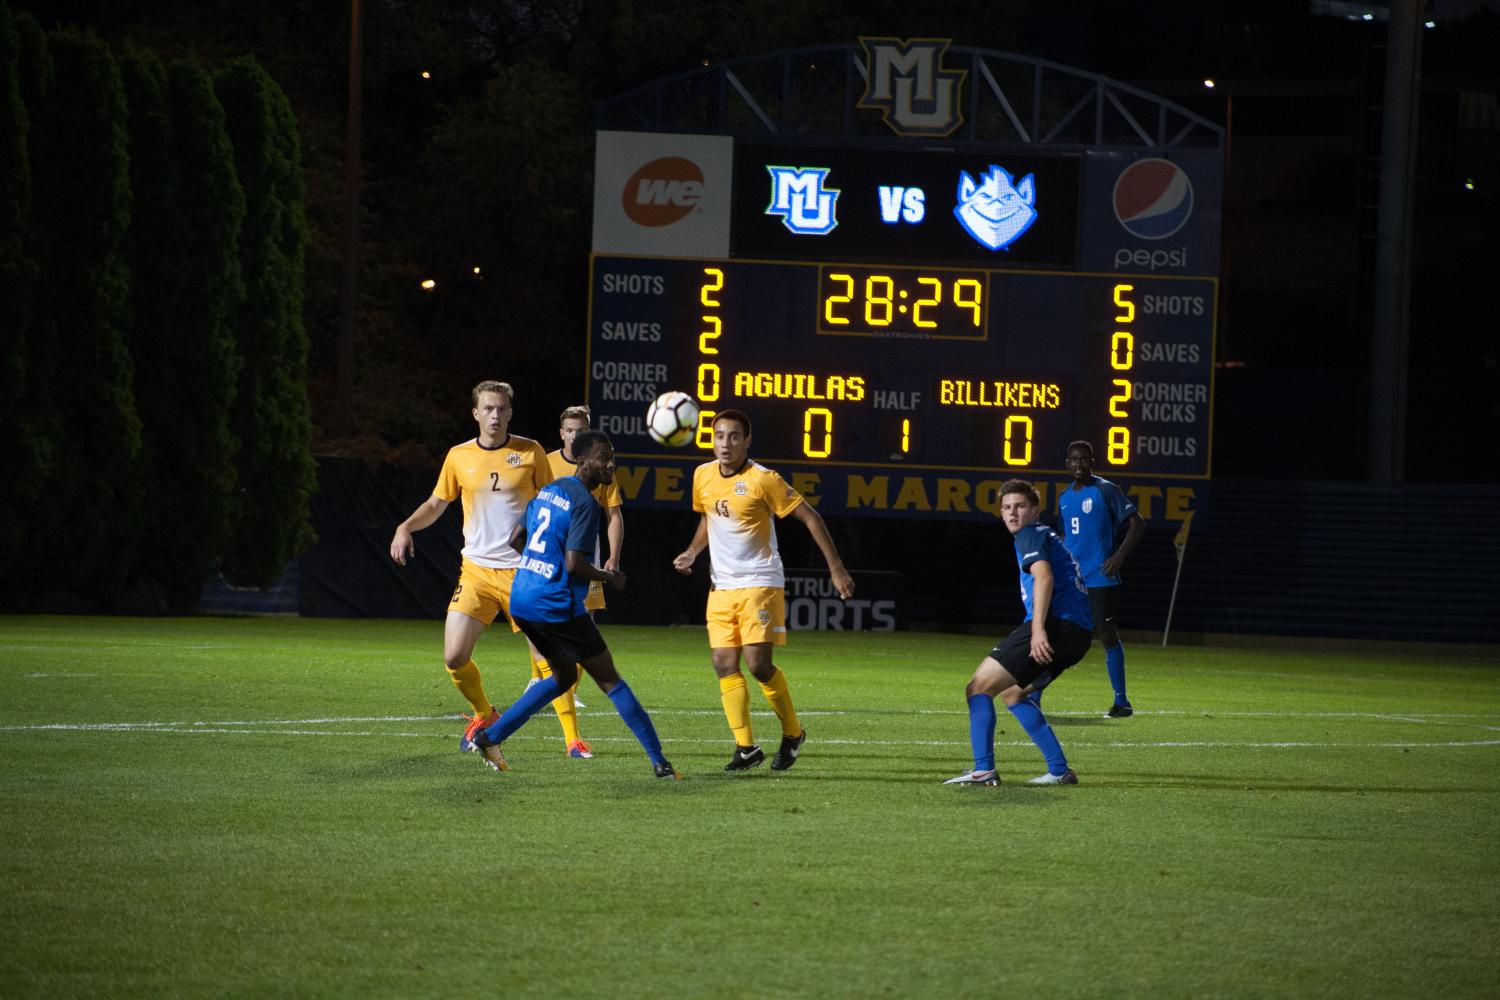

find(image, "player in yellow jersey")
[672,409,855,772]
[388,380,592,758]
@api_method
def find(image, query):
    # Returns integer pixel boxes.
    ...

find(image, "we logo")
[858,37,966,137]
[623,156,705,227]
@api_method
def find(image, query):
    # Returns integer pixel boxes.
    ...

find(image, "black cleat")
[770,729,806,771]
[724,744,765,772]
[653,759,683,780]
[1105,703,1134,718]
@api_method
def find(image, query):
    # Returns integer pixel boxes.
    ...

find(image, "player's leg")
[577,641,680,779]
[943,652,1013,785]
[469,620,581,771]
[498,568,588,751]
[707,589,762,769]
[1003,620,1092,783]
[744,645,806,771]
[1092,586,1132,716]
[444,564,503,751]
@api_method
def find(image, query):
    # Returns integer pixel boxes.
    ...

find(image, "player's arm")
[788,503,855,599]
[672,515,709,575]
[389,496,451,565]
[507,522,527,555]
[1027,559,1056,664]
[1100,513,1146,578]
[603,505,624,573]
[565,549,626,590]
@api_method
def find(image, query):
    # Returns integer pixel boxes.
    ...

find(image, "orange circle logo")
[622,157,705,227]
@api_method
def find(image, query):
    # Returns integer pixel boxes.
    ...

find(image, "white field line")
[1,716,1498,750]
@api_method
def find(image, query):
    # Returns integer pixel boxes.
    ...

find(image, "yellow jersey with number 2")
[434,435,552,570]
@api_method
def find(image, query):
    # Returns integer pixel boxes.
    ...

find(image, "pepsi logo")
[623,157,704,227]
[1112,158,1194,240]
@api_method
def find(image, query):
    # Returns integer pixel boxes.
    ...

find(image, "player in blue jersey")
[945,479,1093,786]
[1057,440,1145,718]
[468,431,681,780]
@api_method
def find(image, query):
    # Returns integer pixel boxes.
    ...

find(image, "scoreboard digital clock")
[586,130,1222,517]
[588,255,1216,477]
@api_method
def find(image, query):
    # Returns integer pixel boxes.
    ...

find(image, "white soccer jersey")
[692,460,804,589]
[433,436,552,569]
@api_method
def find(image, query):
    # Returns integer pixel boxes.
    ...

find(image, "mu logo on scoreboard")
[858,37,967,137]
[764,165,840,235]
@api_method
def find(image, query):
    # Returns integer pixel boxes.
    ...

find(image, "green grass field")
[2,616,1497,999]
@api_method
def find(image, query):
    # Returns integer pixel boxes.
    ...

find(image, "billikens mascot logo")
[857,37,967,137]
[954,165,1037,251]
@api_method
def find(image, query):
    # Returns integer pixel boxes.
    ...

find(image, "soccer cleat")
[1028,769,1078,785]
[566,739,594,759]
[653,759,684,780]
[1105,703,1134,718]
[471,731,509,772]
[459,707,500,753]
[770,729,807,771]
[724,744,765,772]
[943,769,1000,786]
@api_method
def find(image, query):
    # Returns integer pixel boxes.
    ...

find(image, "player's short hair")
[1066,440,1094,456]
[559,405,591,426]
[999,479,1040,506]
[572,429,611,462]
[472,380,513,407]
[712,409,752,437]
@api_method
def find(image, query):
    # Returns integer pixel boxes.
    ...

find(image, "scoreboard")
[587,132,1220,516]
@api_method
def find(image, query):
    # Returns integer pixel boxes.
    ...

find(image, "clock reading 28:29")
[818,266,987,339]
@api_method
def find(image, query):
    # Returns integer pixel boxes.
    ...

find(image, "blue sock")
[483,675,562,744]
[1026,688,1043,709]
[967,693,997,772]
[607,679,665,765]
[1007,699,1069,775]
[1105,644,1129,705]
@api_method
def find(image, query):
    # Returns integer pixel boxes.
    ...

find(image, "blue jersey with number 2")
[1057,476,1137,589]
[511,477,601,622]
[1014,523,1093,630]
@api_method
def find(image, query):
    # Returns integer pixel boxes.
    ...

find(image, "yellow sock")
[447,660,492,717]
[529,657,543,681]
[758,667,802,739]
[719,673,754,746]
[537,658,582,745]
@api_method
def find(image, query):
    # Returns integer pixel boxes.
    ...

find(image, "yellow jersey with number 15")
[434,435,553,569]
[692,460,804,590]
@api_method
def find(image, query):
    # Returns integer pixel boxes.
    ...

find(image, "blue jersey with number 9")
[511,477,601,622]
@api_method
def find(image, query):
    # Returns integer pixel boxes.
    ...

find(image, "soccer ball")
[646,390,700,447]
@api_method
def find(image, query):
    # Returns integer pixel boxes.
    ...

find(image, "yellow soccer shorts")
[706,586,787,648]
[448,559,522,633]
[585,579,606,613]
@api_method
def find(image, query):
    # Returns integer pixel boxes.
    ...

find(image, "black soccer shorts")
[513,614,608,672]
[990,618,1094,690]
[1087,584,1121,632]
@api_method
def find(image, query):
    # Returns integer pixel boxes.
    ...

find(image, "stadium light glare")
[1203,78,1215,89]
[421,70,431,79]
[1424,20,1436,28]
[1464,179,1475,190]
[1362,12,1374,20]
[420,279,436,290]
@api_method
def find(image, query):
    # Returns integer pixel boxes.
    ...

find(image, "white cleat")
[1027,770,1078,785]
[943,769,999,786]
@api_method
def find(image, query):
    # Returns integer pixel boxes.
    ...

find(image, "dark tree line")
[0,0,314,610]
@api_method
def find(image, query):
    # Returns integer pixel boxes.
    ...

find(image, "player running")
[388,380,589,757]
[469,431,679,780]
[672,409,854,773]
[946,479,1093,787]
[1057,440,1145,717]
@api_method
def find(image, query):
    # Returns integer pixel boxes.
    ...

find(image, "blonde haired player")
[388,381,590,757]
[672,409,855,771]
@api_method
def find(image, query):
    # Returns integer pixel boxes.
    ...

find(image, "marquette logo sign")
[765,165,840,234]
[858,36,967,137]
[622,156,705,227]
